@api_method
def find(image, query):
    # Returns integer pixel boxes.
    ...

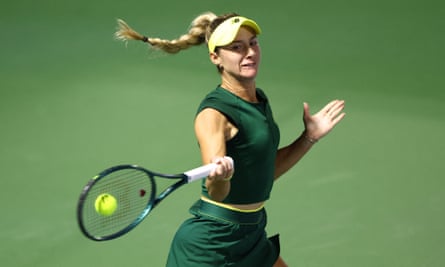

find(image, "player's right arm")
[194,108,234,202]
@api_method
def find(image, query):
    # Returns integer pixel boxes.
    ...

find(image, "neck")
[220,76,257,102]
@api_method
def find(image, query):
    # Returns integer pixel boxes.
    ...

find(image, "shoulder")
[198,87,233,107]
[197,87,239,122]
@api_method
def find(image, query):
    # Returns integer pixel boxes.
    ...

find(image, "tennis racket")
[77,157,233,241]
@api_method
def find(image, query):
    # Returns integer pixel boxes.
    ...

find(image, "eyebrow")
[231,36,258,44]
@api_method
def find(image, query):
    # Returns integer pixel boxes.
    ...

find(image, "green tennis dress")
[166,86,281,267]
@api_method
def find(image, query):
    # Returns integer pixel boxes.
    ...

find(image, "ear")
[209,52,221,66]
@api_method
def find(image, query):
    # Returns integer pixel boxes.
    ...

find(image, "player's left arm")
[274,100,346,179]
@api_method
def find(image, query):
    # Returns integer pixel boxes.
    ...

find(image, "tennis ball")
[94,193,117,216]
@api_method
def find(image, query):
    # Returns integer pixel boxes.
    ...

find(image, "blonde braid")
[115,12,217,54]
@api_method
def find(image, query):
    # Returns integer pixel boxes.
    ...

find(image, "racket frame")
[76,160,227,241]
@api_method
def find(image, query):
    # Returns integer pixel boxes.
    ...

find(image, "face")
[210,26,261,82]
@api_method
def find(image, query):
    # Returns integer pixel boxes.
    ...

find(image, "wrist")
[302,132,318,144]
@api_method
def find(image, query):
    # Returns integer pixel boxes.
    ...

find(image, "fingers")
[303,102,310,116]
[332,112,346,125]
[304,99,346,140]
[302,102,312,122]
[326,100,345,118]
[209,156,234,181]
[306,100,345,116]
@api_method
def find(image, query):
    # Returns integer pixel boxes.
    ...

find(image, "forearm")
[274,132,316,179]
[206,179,231,202]
[201,155,233,202]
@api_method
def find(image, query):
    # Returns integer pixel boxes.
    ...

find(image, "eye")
[228,43,244,51]
[250,38,259,47]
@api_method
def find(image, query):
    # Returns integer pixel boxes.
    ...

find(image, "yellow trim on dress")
[200,196,264,213]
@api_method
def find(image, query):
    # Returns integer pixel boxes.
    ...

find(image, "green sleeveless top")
[196,86,280,204]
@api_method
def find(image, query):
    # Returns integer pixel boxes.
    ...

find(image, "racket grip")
[185,156,234,183]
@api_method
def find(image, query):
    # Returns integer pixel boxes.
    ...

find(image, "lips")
[241,62,256,67]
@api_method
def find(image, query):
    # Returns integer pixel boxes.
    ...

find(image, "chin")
[241,69,258,79]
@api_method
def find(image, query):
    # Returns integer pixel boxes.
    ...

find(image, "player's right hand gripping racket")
[77,157,233,241]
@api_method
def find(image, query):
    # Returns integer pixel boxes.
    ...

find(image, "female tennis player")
[115,12,345,267]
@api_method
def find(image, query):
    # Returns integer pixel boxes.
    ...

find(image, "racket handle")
[185,156,234,183]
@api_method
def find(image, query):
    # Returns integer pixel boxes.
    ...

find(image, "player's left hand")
[303,100,346,141]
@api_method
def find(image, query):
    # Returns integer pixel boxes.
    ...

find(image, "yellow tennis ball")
[94,193,117,216]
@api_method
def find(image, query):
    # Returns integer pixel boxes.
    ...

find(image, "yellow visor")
[207,16,261,53]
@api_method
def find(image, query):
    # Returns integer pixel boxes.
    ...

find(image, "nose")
[246,45,257,57]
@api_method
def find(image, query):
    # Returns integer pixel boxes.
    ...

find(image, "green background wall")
[1,0,444,266]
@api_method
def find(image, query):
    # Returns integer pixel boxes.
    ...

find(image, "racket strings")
[80,168,154,239]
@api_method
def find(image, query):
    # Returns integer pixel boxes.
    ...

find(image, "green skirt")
[166,199,280,267]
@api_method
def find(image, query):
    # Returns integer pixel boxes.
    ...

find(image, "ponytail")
[115,12,217,54]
